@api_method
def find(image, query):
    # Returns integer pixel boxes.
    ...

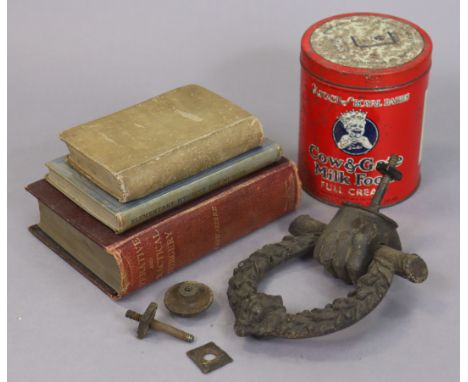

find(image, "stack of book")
[27,84,301,299]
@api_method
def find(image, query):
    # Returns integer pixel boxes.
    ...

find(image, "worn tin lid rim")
[300,59,432,91]
[300,12,432,88]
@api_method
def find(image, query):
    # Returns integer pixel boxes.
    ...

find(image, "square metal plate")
[186,341,233,374]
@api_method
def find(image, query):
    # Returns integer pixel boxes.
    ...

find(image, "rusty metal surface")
[227,155,428,338]
[126,302,195,342]
[164,281,214,317]
[136,302,157,339]
[187,342,233,374]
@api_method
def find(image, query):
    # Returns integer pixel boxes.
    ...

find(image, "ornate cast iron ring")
[227,215,428,339]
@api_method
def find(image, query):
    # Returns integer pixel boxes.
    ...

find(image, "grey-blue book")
[45,139,282,233]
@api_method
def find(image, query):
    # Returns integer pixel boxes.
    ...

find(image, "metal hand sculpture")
[227,154,428,338]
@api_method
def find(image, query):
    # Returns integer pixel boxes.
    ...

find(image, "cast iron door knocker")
[227,155,428,338]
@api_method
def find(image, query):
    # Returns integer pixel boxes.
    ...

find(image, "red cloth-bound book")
[26,158,301,299]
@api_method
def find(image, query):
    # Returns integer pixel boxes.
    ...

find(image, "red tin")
[299,13,432,206]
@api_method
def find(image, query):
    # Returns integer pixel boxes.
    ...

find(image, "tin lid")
[301,13,432,89]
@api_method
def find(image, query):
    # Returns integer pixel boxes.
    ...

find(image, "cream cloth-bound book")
[60,84,264,202]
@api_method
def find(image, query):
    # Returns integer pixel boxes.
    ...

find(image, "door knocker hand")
[227,155,428,338]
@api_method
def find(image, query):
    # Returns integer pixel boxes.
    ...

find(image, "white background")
[8,1,459,381]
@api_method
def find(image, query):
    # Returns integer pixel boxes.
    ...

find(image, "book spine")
[117,116,264,202]
[117,142,282,232]
[108,160,301,298]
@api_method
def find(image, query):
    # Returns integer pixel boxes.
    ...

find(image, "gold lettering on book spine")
[152,229,165,279]
[131,237,147,287]
[212,206,222,249]
[165,231,176,272]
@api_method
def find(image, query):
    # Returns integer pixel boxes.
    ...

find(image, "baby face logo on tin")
[333,110,378,155]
